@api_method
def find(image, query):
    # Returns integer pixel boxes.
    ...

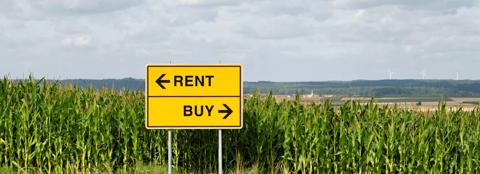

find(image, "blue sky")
[0,0,479,81]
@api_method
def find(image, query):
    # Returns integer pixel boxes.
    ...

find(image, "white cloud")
[237,15,319,39]
[0,0,479,80]
[0,0,143,19]
[331,0,478,11]
[61,35,91,46]
[160,0,239,7]
[354,9,367,18]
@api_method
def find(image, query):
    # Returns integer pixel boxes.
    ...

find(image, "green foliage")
[1,77,480,173]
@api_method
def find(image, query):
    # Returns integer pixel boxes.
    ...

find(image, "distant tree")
[416,101,422,106]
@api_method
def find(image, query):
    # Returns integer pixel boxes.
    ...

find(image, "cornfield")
[1,77,480,173]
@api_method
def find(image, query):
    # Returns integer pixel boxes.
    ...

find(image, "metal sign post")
[168,61,173,174]
[218,130,223,174]
[168,130,172,174]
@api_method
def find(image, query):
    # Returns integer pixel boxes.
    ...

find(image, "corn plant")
[1,77,480,173]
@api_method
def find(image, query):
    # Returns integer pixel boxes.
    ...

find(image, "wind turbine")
[388,70,395,80]
[421,70,426,80]
[456,72,459,80]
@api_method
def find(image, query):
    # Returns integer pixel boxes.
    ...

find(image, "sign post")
[168,130,172,174]
[145,64,243,173]
[218,130,222,174]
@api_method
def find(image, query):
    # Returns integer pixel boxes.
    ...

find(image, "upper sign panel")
[147,65,241,97]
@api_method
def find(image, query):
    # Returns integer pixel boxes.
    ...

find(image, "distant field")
[245,80,480,97]
[265,95,480,112]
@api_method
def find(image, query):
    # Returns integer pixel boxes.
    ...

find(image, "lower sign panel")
[146,97,242,129]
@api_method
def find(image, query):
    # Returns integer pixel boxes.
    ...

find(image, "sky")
[0,0,479,81]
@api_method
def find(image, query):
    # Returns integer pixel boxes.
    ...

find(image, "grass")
[1,77,480,173]
[0,164,174,174]
[0,165,263,174]
[0,166,15,174]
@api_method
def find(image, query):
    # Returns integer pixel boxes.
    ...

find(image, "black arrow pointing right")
[155,74,170,89]
[218,104,233,119]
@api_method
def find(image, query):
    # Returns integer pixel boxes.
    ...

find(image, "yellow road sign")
[145,64,242,129]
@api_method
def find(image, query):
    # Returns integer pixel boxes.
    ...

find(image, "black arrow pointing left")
[218,104,233,119]
[155,74,170,89]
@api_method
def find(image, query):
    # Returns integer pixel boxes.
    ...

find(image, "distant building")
[302,90,319,98]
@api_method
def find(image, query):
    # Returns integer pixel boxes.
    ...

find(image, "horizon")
[4,76,480,82]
